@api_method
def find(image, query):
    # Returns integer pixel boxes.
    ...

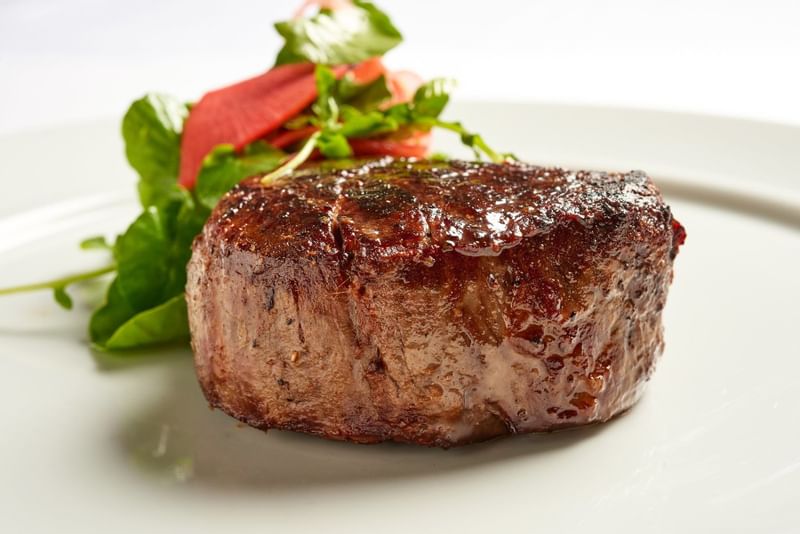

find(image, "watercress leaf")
[317,131,353,158]
[274,1,402,66]
[53,286,73,310]
[353,0,403,50]
[121,94,188,208]
[88,193,206,350]
[351,79,450,136]
[176,201,208,251]
[113,206,175,311]
[103,294,190,350]
[89,277,137,346]
[122,94,187,178]
[384,102,414,125]
[315,64,338,98]
[138,176,185,210]
[80,235,112,251]
[337,74,392,111]
[169,199,209,296]
[411,78,454,119]
[195,143,285,210]
[339,107,398,138]
[313,65,340,125]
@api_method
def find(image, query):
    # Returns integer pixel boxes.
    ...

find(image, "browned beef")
[186,158,685,447]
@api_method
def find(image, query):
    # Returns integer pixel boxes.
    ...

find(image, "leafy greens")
[122,94,189,208]
[263,65,508,182]
[0,0,509,352]
[86,95,209,349]
[274,0,402,66]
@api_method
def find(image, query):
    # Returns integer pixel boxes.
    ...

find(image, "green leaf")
[53,287,73,310]
[318,131,353,158]
[306,64,502,164]
[363,78,451,129]
[89,193,208,350]
[318,66,392,119]
[89,90,215,351]
[411,78,454,119]
[89,278,137,346]
[339,107,398,138]
[108,196,204,318]
[312,65,340,125]
[113,207,174,311]
[194,142,285,210]
[381,101,413,126]
[121,93,188,208]
[103,294,190,350]
[174,197,212,259]
[274,0,402,66]
[337,74,392,111]
[80,235,112,251]
[137,176,185,210]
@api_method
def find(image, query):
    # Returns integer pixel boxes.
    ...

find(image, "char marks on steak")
[186,158,684,447]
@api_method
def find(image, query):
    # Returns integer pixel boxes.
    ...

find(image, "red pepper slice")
[178,60,427,188]
[266,126,320,150]
[350,131,431,159]
[178,64,345,188]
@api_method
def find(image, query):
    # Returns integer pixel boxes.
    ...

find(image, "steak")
[186,158,685,447]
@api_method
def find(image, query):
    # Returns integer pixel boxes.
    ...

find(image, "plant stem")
[0,265,116,296]
[430,119,505,163]
[261,131,321,185]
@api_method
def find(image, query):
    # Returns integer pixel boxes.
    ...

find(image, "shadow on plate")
[109,350,617,494]
[660,179,800,230]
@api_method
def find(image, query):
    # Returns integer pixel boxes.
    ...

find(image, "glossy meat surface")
[186,158,684,446]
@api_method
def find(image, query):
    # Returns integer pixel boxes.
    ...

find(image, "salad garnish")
[0,0,508,351]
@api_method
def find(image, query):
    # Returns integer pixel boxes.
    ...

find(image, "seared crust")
[186,158,684,446]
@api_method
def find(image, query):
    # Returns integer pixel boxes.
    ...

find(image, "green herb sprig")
[0,264,115,311]
[263,65,509,182]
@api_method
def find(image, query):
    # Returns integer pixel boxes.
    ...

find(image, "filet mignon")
[186,158,685,447]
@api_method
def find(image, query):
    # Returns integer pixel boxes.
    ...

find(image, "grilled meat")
[186,158,685,447]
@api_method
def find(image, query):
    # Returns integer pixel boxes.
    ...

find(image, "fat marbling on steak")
[186,158,685,447]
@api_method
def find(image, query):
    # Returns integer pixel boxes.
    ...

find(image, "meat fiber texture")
[186,158,685,447]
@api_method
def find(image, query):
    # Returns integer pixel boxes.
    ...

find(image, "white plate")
[1,102,798,533]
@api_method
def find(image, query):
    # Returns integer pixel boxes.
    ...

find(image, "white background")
[2,0,800,135]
